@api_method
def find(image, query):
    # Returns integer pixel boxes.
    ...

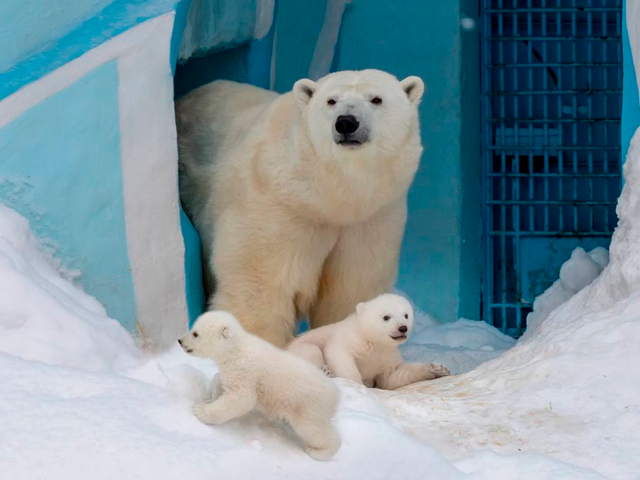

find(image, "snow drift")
[379,130,640,480]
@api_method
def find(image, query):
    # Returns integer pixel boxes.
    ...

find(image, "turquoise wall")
[623,0,640,164]
[0,0,179,100]
[174,0,482,323]
[0,62,138,328]
[329,0,482,322]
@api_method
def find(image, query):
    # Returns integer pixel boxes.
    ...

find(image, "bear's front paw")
[193,402,216,425]
[430,363,451,378]
[418,363,451,381]
[320,365,335,378]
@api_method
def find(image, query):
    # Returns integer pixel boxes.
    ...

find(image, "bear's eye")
[371,97,382,105]
[404,314,408,319]
[327,98,336,106]
[383,315,390,321]
[192,331,199,338]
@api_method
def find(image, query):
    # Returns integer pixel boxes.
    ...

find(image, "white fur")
[179,311,341,461]
[287,294,450,390]
[176,69,424,347]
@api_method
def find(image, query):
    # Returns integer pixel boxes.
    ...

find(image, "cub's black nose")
[178,338,183,345]
[335,115,359,135]
[398,325,408,334]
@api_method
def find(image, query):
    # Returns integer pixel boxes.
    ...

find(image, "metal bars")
[480,0,623,337]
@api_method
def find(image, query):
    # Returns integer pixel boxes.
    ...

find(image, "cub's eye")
[192,331,199,338]
[371,97,382,105]
[404,314,408,319]
[383,315,390,321]
[327,98,336,106]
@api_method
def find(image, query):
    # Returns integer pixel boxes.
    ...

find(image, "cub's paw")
[430,363,451,378]
[320,365,335,378]
[193,402,215,425]
[419,362,451,381]
[305,446,338,461]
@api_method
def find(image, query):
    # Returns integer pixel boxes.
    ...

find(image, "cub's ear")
[356,302,367,316]
[293,79,317,106]
[400,76,425,105]
[221,327,230,339]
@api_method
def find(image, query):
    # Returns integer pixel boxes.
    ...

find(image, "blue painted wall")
[174,0,482,323]
[0,0,179,101]
[623,0,640,164]
[329,0,482,322]
[0,62,138,328]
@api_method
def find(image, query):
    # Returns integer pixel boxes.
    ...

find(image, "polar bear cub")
[287,294,450,390]
[178,311,341,460]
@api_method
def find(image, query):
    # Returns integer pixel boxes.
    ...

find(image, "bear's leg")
[211,285,296,348]
[193,389,257,425]
[375,362,451,390]
[210,211,336,347]
[309,199,407,328]
[288,416,341,461]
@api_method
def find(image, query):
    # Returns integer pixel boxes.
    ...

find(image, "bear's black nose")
[178,338,183,345]
[398,325,408,334]
[335,115,359,135]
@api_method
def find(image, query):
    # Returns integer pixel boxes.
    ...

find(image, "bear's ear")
[293,79,317,106]
[221,327,230,339]
[356,302,367,316]
[400,76,425,105]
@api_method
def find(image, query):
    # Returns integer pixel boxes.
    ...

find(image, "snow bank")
[403,319,515,375]
[379,130,640,480]
[523,246,609,341]
[0,343,466,480]
[0,203,139,372]
[394,290,515,374]
[0,203,467,479]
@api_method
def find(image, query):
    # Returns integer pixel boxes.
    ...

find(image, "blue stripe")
[0,0,180,101]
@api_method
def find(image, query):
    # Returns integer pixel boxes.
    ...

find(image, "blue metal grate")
[480,0,623,337]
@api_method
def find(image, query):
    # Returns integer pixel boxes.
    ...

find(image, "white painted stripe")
[628,0,640,100]
[270,28,278,90]
[0,15,189,348]
[117,14,189,348]
[0,15,175,128]
[254,0,276,40]
[308,0,352,81]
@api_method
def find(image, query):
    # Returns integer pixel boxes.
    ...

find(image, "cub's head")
[178,311,243,358]
[355,293,414,346]
[293,69,424,159]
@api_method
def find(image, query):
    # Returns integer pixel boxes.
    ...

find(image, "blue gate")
[480,0,623,337]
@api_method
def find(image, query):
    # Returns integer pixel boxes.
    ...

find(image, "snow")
[377,129,640,480]
[403,317,515,375]
[2,131,640,479]
[0,203,139,372]
[522,246,609,341]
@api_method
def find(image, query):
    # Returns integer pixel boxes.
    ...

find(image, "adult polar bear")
[176,69,424,347]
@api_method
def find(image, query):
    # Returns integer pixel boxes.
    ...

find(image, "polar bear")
[178,311,341,460]
[287,294,450,390]
[176,69,425,347]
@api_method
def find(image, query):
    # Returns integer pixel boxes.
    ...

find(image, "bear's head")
[355,293,415,346]
[178,311,244,359]
[292,69,424,160]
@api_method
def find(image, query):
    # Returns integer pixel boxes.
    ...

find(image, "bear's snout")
[178,338,183,345]
[335,115,359,135]
[398,325,408,334]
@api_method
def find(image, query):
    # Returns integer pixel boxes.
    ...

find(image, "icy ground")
[3,135,640,479]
